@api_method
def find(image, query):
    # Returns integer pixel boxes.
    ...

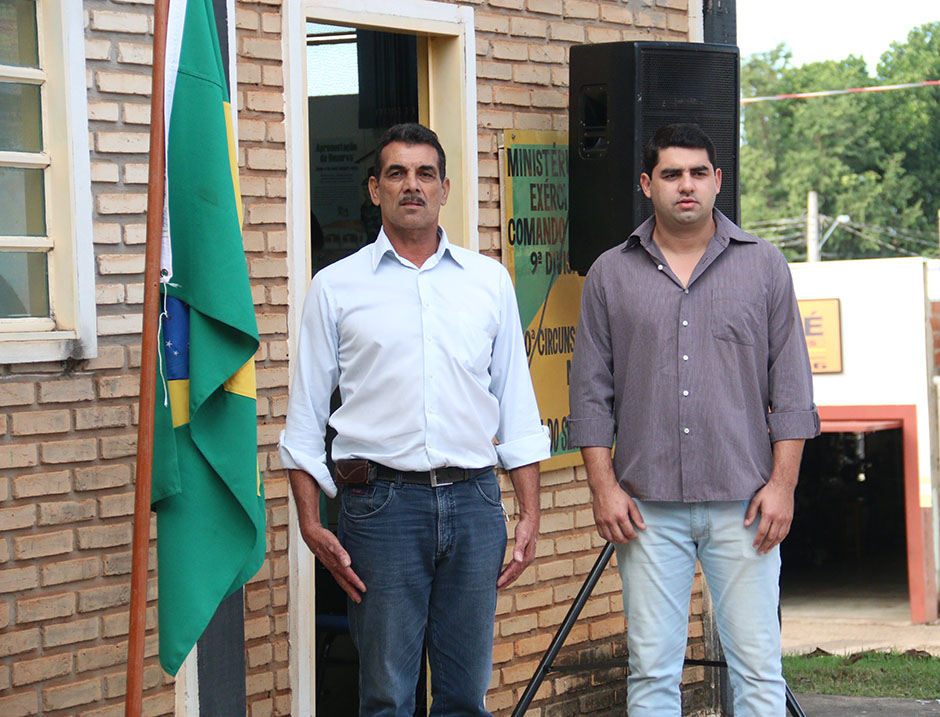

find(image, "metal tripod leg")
[511,542,806,717]
[511,543,615,716]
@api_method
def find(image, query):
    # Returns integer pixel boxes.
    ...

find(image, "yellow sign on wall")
[500,130,584,471]
[798,298,843,374]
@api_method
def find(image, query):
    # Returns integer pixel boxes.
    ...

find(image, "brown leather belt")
[334,459,493,488]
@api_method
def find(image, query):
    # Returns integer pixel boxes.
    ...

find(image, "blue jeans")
[338,469,507,717]
[615,500,785,717]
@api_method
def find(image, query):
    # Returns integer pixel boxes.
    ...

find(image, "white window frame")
[0,0,96,363]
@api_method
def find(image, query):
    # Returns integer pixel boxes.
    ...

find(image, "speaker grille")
[568,42,740,274]
[637,47,739,225]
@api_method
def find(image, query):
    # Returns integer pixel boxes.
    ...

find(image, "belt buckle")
[429,468,452,488]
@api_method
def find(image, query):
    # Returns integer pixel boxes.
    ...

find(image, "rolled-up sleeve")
[766,256,820,442]
[490,269,551,469]
[568,262,617,448]
[278,276,340,497]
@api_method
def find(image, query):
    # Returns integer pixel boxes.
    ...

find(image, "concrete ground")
[792,693,940,715]
[780,576,940,656]
[780,574,940,715]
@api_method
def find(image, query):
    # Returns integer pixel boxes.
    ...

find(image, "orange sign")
[798,299,842,374]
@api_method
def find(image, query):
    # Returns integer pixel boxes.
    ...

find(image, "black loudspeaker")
[568,42,740,274]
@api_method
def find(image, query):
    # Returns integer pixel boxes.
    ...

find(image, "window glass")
[0,251,49,318]
[0,0,40,68]
[0,82,42,151]
[0,166,46,235]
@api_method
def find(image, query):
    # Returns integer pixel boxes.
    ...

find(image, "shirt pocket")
[711,291,762,346]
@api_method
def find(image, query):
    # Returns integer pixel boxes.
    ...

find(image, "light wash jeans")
[615,500,785,717]
[338,469,507,717]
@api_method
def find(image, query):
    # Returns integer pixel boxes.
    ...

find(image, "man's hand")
[744,439,804,554]
[744,481,794,555]
[498,462,540,589]
[497,513,538,588]
[591,479,646,544]
[299,521,367,602]
[288,469,366,602]
[582,446,646,544]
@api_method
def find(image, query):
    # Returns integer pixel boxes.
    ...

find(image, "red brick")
[0,504,37,531]
[12,652,72,686]
[43,616,100,647]
[16,592,76,622]
[0,627,41,657]
[41,676,102,710]
[0,690,38,717]
[0,565,38,594]
[76,524,132,550]
[41,557,100,586]
[14,530,74,560]
[40,438,97,464]
[38,499,96,526]
[76,643,127,672]
[74,464,132,491]
[78,584,130,613]
[12,470,71,498]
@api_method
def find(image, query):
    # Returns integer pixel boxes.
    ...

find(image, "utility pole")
[806,191,820,262]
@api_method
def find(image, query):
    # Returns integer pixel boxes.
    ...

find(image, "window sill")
[0,331,97,364]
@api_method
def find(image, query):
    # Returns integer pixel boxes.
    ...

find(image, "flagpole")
[126,0,169,713]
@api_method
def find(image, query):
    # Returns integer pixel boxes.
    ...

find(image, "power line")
[742,79,940,104]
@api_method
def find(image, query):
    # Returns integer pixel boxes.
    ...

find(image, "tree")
[740,23,940,259]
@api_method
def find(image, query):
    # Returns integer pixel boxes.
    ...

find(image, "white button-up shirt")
[279,228,550,497]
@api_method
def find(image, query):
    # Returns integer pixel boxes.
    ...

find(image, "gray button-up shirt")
[568,210,819,502]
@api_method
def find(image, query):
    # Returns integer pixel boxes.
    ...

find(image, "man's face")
[368,141,449,235]
[640,146,721,231]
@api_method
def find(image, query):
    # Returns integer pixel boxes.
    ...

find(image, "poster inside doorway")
[500,130,584,471]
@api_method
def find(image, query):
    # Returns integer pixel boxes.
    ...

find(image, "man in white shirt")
[279,123,549,716]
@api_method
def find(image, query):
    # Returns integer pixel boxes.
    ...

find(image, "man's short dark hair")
[642,123,717,176]
[373,123,447,180]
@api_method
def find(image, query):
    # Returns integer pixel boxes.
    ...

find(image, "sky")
[736,0,938,73]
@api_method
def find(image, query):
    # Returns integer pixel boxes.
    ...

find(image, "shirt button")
[684,288,690,294]
[682,390,689,396]
[682,354,689,361]
[682,320,689,327]
[657,264,664,271]
[683,427,690,434]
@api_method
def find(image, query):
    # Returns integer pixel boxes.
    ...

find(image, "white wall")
[790,257,938,574]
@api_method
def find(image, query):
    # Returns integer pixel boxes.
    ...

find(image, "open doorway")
[305,20,422,715]
[286,4,479,712]
[782,427,909,622]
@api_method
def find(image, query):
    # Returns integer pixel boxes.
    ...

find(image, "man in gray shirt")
[569,123,819,716]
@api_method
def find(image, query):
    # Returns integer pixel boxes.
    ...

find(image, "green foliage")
[741,23,940,259]
[782,650,940,699]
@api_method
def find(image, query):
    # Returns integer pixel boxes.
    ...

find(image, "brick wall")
[0,1,713,716]
[0,1,292,715]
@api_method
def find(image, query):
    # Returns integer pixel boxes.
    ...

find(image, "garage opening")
[782,421,909,621]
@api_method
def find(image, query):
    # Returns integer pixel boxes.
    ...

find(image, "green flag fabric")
[151,0,264,676]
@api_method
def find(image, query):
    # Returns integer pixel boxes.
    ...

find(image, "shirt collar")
[370,226,464,272]
[623,209,758,252]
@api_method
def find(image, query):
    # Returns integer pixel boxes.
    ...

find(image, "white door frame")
[282,2,478,713]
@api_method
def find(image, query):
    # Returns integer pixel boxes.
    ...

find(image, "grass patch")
[783,649,940,699]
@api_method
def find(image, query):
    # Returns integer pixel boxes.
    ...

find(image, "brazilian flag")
[152,0,265,676]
